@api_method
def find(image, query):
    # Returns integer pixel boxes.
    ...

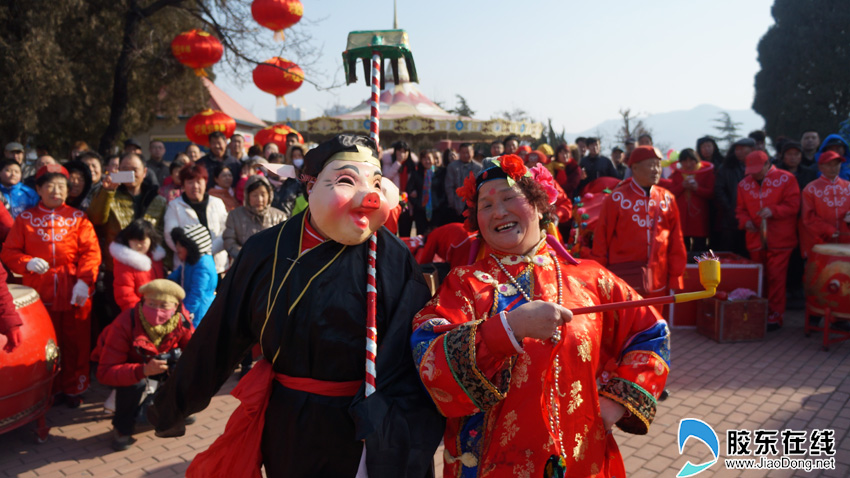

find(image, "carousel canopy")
[292,57,542,144]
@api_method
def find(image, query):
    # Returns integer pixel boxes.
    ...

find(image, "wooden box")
[669,253,763,327]
[696,298,768,343]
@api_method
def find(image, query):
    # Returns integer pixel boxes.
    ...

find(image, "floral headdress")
[455,154,530,207]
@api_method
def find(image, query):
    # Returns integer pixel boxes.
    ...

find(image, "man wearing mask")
[147,141,169,185]
[736,150,800,331]
[800,130,820,167]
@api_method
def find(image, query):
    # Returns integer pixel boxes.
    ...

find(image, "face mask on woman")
[143,304,177,325]
[292,158,304,169]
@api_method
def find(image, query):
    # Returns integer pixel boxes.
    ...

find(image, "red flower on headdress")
[456,171,478,207]
[500,154,527,180]
[530,163,559,205]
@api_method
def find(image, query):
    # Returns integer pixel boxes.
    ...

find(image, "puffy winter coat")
[95,305,193,387]
[168,255,217,327]
[109,242,166,311]
[87,181,167,271]
[164,194,229,273]
[1,203,101,311]
[0,182,39,218]
[223,176,286,260]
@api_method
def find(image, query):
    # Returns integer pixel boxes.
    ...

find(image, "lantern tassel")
[194,68,208,77]
[276,96,288,107]
[274,30,285,42]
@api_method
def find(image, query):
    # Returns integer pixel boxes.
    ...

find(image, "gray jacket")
[223,175,286,259]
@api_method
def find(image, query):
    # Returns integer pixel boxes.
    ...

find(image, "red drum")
[0,285,60,442]
[805,244,850,319]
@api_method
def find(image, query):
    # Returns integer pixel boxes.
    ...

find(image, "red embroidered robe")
[411,241,669,477]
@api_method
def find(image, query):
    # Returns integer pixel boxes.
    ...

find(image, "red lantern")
[251,0,303,41]
[185,110,236,147]
[255,124,304,150]
[252,57,304,105]
[171,30,223,77]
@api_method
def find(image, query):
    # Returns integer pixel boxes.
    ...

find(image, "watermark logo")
[675,418,836,475]
[676,419,719,477]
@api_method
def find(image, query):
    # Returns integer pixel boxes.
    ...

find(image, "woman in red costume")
[1,165,101,405]
[411,155,670,477]
[667,148,715,253]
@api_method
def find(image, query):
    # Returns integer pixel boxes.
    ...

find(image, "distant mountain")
[571,104,765,154]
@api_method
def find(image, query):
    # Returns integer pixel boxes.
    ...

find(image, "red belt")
[275,373,362,397]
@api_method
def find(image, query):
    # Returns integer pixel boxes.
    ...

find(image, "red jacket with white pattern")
[735,167,800,251]
[590,179,687,291]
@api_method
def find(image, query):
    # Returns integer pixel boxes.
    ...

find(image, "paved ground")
[2,309,848,477]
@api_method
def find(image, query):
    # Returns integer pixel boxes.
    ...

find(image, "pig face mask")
[308,158,400,245]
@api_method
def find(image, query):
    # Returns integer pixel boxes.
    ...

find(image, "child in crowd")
[110,219,166,312]
[233,159,262,204]
[0,159,39,217]
[168,224,217,327]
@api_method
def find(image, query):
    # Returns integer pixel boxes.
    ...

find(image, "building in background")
[131,78,267,161]
[276,104,307,122]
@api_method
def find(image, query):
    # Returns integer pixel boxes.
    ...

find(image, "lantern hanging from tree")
[255,124,304,149]
[252,57,304,105]
[171,30,223,77]
[251,0,303,41]
[185,110,236,147]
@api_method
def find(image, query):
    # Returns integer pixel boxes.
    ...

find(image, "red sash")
[187,359,362,477]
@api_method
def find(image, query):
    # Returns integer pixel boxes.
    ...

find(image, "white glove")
[71,279,89,307]
[26,258,49,274]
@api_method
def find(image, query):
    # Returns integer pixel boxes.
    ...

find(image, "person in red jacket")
[736,150,801,330]
[0,265,23,353]
[801,151,850,257]
[667,148,715,253]
[591,146,687,297]
[0,200,13,241]
[0,165,101,404]
[109,219,166,311]
[95,279,193,450]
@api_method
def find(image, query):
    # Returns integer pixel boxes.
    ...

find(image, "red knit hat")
[627,145,662,166]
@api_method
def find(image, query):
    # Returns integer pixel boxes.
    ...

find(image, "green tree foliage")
[711,111,742,151]
[446,94,475,117]
[536,119,567,148]
[753,0,850,142]
[0,0,317,156]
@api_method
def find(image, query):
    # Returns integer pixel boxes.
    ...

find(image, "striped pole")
[369,52,381,145]
[364,233,378,396]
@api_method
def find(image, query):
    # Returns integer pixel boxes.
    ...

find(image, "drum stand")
[805,307,850,351]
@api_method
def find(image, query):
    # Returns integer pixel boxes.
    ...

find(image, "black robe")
[149,210,445,477]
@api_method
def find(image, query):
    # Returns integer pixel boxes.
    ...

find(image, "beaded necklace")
[489,246,567,473]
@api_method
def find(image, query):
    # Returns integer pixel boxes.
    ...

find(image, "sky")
[215,0,777,135]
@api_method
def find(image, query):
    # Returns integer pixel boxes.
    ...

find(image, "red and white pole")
[364,233,378,397]
[369,52,381,145]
